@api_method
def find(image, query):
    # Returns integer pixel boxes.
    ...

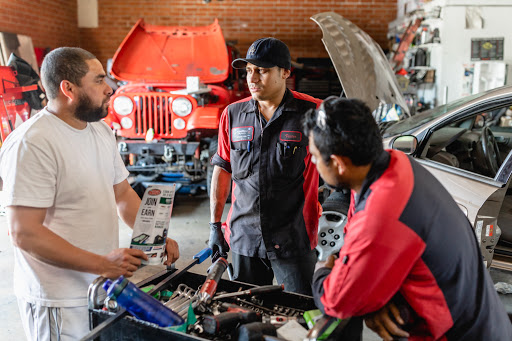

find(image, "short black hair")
[304,97,383,166]
[41,47,96,100]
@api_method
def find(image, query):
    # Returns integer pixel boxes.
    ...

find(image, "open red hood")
[111,19,229,83]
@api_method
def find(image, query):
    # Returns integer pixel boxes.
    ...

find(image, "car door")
[414,99,512,268]
[419,159,512,267]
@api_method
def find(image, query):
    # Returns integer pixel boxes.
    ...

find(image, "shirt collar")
[239,89,298,116]
[356,150,391,204]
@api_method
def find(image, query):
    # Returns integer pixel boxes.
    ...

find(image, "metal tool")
[213,284,284,300]
[273,303,304,317]
[166,284,193,304]
[176,297,197,319]
[235,298,286,317]
[88,277,109,310]
[81,247,212,341]
[196,257,228,312]
[165,284,195,310]
[212,250,234,280]
[262,315,306,327]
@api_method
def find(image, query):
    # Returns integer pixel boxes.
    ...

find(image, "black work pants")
[231,249,317,295]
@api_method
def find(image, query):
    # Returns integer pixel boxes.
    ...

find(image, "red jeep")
[105,19,249,195]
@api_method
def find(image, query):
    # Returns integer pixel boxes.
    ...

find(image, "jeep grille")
[134,94,172,136]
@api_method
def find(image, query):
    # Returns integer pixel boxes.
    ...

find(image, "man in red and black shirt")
[209,37,322,294]
[305,97,512,340]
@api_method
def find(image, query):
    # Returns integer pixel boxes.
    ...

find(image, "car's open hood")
[111,19,229,83]
[311,12,410,116]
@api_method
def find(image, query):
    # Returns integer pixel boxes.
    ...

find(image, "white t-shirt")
[0,109,129,307]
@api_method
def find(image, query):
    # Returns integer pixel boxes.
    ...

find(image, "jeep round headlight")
[113,96,134,116]
[120,117,133,129]
[172,97,192,117]
[173,118,186,130]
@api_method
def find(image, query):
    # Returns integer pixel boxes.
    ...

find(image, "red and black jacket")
[312,150,512,340]
[211,89,321,259]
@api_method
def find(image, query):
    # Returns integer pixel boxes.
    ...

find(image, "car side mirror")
[391,135,418,155]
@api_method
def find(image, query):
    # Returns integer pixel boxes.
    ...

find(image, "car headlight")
[173,118,186,130]
[171,97,193,117]
[120,117,133,129]
[113,96,134,116]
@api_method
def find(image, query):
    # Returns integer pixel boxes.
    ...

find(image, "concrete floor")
[1,192,511,340]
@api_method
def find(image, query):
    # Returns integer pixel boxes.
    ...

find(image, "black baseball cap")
[232,37,291,70]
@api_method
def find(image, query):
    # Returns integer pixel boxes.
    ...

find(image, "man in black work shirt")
[208,37,322,294]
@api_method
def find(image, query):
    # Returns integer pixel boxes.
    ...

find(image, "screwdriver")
[213,284,285,300]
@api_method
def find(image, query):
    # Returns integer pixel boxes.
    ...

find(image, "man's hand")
[315,254,337,272]
[164,238,180,266]
[364,302,410,341]
[208,222,230,257]
[100,248,148,279]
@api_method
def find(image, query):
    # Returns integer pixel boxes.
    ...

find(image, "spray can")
[103,276,184,327]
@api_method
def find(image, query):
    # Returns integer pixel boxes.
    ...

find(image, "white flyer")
[130,184,176,265]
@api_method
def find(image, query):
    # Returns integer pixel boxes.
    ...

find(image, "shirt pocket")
[231,143,253,180]
[274,141,307,179]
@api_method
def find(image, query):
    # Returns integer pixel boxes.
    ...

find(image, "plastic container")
[103,276,184,327]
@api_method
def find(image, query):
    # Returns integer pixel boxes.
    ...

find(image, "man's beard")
[74,92,108,123]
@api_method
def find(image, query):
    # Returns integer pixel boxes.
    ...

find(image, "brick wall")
[80,0,397,66]
[0,1,396,66]
[0,0,78,50]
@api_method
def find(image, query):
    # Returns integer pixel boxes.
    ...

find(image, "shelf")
[421,17,443,26]
[409,66,435,70]
[418,43,441,48]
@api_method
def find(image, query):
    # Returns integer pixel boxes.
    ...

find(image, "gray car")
[313,12,512,269]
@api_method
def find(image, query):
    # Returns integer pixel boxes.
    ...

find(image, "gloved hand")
[208,222,230,258]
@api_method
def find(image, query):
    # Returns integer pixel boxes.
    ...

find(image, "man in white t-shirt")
[0,47,180,340]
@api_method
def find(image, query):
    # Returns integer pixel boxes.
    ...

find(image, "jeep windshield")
[381,92,483,138]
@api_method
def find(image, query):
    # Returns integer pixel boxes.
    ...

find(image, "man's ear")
[330,154,349,175]
[60,80,76,101]
[282,68,291,80]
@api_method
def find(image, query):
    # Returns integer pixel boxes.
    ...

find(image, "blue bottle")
[103,276,184,327]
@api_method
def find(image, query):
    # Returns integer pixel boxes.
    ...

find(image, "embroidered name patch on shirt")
[280,131,302,142]
[232,126,254,142]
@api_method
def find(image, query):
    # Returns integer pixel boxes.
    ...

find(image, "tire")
[316,191,350,261]
[322,190,350,214]
[207,137,232,203]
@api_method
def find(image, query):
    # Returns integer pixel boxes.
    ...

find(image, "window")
[423,105,512,178]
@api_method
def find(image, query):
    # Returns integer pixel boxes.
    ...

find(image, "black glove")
[208,222,230,258]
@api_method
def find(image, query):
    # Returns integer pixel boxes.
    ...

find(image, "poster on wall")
[471,38,504,61]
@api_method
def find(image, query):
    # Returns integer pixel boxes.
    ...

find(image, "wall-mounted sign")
[471,38,504,61]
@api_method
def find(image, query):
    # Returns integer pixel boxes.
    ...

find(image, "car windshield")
[382,92,483,137]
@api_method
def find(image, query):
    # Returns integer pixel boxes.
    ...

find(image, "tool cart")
[86,250,320,341]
